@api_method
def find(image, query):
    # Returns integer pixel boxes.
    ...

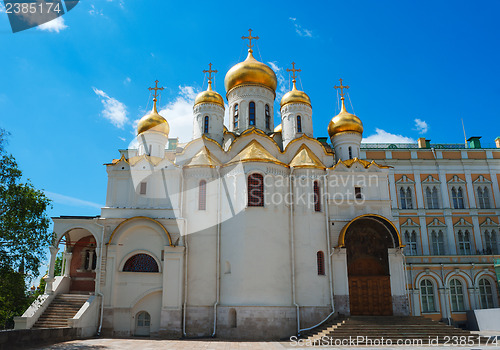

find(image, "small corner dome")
[274,123,282,133]
[137,108,170,136]
[194,84,225,108]
[224,50,277,94]
[327,99,363,137]
[280,84,311,108]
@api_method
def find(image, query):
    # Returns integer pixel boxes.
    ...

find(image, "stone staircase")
[299,315,480,345]
[32,294,89,329]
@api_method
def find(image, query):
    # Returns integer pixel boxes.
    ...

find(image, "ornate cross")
[334,78,349,98]
[148,80,164,100]
[203,63,218,84]
[242,29,259,51]
[286,62,301,83]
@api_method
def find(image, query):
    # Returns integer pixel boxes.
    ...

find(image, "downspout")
[289,167,300,335]
[212,165,222,337]
[180,165,189,337]
[323,169,335,311]
[94,220,105,336]
[441,263,451,325]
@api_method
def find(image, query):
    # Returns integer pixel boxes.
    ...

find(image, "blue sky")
[1,0,499,221]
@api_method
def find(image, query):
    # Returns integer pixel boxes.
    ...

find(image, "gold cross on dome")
[203,63,218,83]
[148,80,164,101]
[242,28,259,51]
[286,62,301,82]
[334,78,349,98]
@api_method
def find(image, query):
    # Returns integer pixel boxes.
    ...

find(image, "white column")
[388,248,408,315]
[44,246,59,294]
[444,216,457,255]
[412,290,421,316]
[490,170,500,208]
[332,248,350,314]
[413,170,424,209]
[63,252,72,277]
[388,172,398,208]
[465,172,476,209]
[439,171,449,209]
[419,216,430,255]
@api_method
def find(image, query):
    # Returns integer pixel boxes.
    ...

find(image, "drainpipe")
[180,165,189,337]
[211,166,222,337]
[323,169,335,312]
[94,219,105,336]
[289,167,300,335]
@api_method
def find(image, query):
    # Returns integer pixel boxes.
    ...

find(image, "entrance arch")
[340,215,401,316]
[135,311,151,336]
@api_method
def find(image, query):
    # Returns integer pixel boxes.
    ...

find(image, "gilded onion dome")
[274,123,282,133]
[280,81,311,108]
[194,81,225,108]
[137,99,170,136]
[224,49,277,94]
[327,97,363,137]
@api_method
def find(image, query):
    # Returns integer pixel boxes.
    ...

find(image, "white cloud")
[37,17,68,33]
[362,128,416,143]
[151,86,197,143]
[0,3,5,13]
[45,191,102,209]
[92,87,129,128]
[289,17,313,38]
[414,118,428,134]
[88,4,103,16]
[124,77,131,85]
[267,61,288,102]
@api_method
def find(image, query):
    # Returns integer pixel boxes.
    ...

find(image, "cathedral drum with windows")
[16,31,500,339]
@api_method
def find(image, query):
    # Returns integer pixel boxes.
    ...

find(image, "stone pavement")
[32,337,500,350]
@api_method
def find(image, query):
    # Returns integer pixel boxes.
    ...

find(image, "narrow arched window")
[317,251,325,275]
[420,279,436,312]
[203,116,209,134]
[479,278,494,309]
[348,146,352,159]
[478,186,491,209]
[248,173,264,207]
[400,187,407,209]
[297,115,302,133]
[249,102,256,126]
[404,230,418,255]
[123,253,159,272]
[427,186,439,209]
[457,187,464,208]
[431,230,445,255]
[484,229,498,254]
[313,180,321,212]
[457,229,472,255]
[449,279,465,311]
[265,104,270,130]
[406,188,413,209]
[199,180,207,210]
[233,104,239,128]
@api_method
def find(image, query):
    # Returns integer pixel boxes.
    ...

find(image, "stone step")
[32,293,88,329]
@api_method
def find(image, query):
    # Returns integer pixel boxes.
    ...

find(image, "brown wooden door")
[349,275,393,316]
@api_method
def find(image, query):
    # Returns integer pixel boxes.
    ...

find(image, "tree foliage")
[0,128,53,275]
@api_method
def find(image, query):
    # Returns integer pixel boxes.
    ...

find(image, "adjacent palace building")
[16,31,500,339]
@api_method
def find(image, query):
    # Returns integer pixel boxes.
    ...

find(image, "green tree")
[0,128,53,328]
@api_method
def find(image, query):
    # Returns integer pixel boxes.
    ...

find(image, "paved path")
[34,337,500,350]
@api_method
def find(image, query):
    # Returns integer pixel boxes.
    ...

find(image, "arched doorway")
[135,311,151,336]
[67,233,97,293]
[342,215,400,316]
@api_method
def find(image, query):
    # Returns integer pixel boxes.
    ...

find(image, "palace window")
[457,229,472,255]
[431,230,445,255]
[354,186,362,199]
[449,278,465,312]
[84,249,97,271]
[234,104,239,128]
[425,186,440,209]
[484,230,498,254]
[420,279,436,313]
[249,102,256,126]
[477,187,491,209]
[479,278,495,309]
[140,182,147,195]
[348,146,353,159]
[400,187,413,209]
[313,180,321,212]
[404,230,418,255]
[297,115,302,133]
[451,186,465,209]
[136,311,150,327]
[204,116,209,134]
[123,253,159,272]
[317,251,325,275]
[199,180,207,210]
[248,173,264,207]
[265,104,270,129]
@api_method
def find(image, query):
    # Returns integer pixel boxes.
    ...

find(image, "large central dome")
[224,50,277,95]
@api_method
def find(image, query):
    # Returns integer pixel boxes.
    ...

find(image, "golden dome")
[194,81,225,108]
[137,101,170,136]
[274,123,282,133]
[328,98,363,137]
[280,81,311,108]
[224,50,277,94]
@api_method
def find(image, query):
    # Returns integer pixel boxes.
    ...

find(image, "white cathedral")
[15,31,500,339]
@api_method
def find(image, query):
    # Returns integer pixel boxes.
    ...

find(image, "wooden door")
[135,311,151,336]
[349,275,393,316]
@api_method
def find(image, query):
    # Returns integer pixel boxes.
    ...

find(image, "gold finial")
[203,63,218,90]
[148,79,164,112]
[286,62,301,89]
[334,78,349,99]
[242,28,259,53]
